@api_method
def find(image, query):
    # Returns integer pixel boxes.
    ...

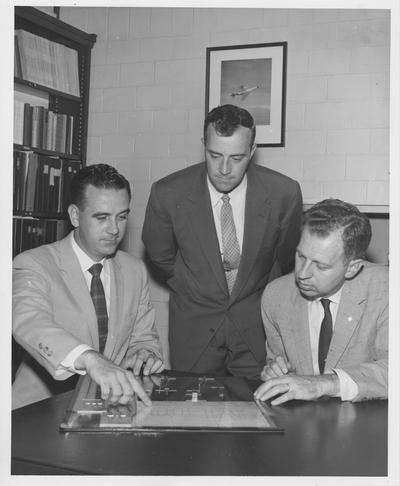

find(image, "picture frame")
[205,42,287,147]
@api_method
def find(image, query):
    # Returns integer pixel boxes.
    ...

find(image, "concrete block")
[370,73,390,99]
[336,19,390,48]
[150,8,173,36]
[120,62,155,86]
[88,88,103,113]
[350,46,390,73]
[288,9,313,25]
[189,108,204,136]
[288,75,328,103]
[90,112,119,135]
[366,180,389,205]
[86,136,102,160]
[309,49,351,75]
[328,74,371,100]
[150,157,187,181]
[136,86,172,109]
[258,156,303,181]
[170,132,203,159]
[91,42,108,66]
[327,129,370,154]
[171,82,204,108]
[370,129,389,155]
[210,30,251,47]
[106,40,140,64]
[299,180,323,203]
[118,111,153,135]
[91,64,120,89]
[60,7,88,32]
[172,8,194,36]
[247,26,289,45]
[129,7,151,38]
[287,23,337,50]
[103,87,136,112]
[139,37,174,61]
[101,134,133,158]
[321,180,367,204]
[108,7,129,40]
[135,133,170,157]
[153,109,189,133]
[346,155,389,181]
[285,103,305,130]
[285,130,326,155]
[303,155,346,181]
[172,33,208,59]
[262,9,289,27]
[287,50,309,75]
[113,157,150,183]
[211,8,264,32]
[87,7,108,40]
[155,59,204,84]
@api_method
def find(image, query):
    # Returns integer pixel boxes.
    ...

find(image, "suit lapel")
[290,292,315,374]
[106,257,123,359]
[230,165,272,300]
[186,166,228,294]
[325,277,366,370]
[56,234,99,348]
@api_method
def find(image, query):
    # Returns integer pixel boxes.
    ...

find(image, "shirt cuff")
[56,344,93,376]
[333,368,359,401]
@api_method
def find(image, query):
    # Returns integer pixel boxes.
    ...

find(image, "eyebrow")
[92,209,130,217]
[208,149,246,157]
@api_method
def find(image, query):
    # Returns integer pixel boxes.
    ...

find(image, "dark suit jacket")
[142,162,303,372]
[12,233,162,409]
[261,262,388,401]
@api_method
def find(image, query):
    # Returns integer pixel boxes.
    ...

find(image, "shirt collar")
[314,287,343,306]
[207,173,248,208]
[70,230,107,274]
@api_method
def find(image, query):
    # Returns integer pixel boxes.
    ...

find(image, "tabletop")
[11,381,388,476]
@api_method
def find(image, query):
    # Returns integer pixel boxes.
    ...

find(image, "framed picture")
[205,42,287,147]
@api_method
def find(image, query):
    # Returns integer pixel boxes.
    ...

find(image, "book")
[14,99,25,145]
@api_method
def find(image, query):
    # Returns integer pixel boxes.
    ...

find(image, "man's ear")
[68,204,80,228]
[250,142,257,158]
[345,258,363,279]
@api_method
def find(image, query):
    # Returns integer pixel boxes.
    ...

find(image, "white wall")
[60,7,391,363]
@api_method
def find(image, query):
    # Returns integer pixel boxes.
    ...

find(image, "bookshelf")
[13,7,96,378]
[13,6,96,256]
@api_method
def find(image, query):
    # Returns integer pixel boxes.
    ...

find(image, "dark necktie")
[318,298,333,374]
[88,263,108,353]
[220,194,241,293]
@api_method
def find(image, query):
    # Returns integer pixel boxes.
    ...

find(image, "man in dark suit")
[13,164,164,409]
[142,104,303,377]
[254,199,388,404]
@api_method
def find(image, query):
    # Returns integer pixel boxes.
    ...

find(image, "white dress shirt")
[307,288,359,401]
[56,231,111,376]
[207,174,247,257]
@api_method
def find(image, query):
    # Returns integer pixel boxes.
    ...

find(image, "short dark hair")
[203,104,256,147]
[303,199,372,261]
[70,164,131,208]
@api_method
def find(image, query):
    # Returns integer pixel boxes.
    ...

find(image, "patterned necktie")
[318,298,333,374]
[88,263,108,353]
[220,194,241,293]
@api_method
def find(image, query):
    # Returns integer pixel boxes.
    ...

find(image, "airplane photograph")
[220,57,272,125]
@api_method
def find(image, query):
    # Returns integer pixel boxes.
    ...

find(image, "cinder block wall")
[60,7,390,365]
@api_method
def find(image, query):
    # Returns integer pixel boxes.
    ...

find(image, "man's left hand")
[254,374,339,405]
[121,349,165,376]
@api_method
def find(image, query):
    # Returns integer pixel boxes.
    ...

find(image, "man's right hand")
[261,356,296,381]
[74,350,151,406]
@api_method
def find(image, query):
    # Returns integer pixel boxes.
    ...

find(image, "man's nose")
[219,158,231,175]
[107,219,119,235]
[297,260,312,279]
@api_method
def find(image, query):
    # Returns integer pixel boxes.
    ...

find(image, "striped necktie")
[220,194,241,293]
[88,263,108,353]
